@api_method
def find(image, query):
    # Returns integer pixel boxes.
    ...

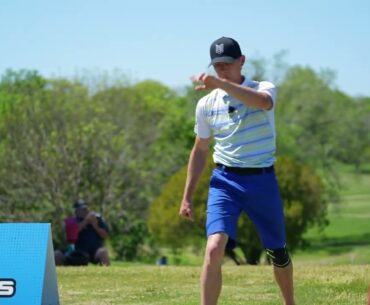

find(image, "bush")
[110,212,157,261]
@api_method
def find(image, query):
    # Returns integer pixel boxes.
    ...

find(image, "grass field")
[294,164,370,265]
[57,265,369,305]
[57,164,370,304]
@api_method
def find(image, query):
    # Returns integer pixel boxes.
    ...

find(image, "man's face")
[75,207,89,219]
[212,56,245,82]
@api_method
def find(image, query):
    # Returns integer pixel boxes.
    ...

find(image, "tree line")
[0,63,369,263]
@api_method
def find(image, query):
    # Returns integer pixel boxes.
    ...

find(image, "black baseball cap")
[73,199,88,209]
[209,37,242,66]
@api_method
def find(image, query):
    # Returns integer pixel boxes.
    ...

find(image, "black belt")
[215,163,274,175]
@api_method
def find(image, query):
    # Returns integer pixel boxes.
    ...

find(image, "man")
[179,37,295,305]
[55,199,110,266]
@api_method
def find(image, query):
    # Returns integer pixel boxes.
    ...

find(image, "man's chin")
[219,75,230,80]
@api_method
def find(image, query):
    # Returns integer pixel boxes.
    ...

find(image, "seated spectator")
[55,199,110,266]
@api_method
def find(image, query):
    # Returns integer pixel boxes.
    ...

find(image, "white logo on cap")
[215,43,224,54]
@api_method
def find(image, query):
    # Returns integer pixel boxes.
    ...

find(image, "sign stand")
[0,223,60,305]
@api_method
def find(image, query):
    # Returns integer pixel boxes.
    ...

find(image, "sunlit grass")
[296,163,370,265]
[57,265,370,305]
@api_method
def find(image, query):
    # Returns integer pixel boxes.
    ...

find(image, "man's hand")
[85,212,98,225]
[179,199,194,221]
[191,73,221,91]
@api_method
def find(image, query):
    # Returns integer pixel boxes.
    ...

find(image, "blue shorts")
[206,167,286,250]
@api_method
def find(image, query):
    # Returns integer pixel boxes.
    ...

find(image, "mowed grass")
[57,264,369,305]
[294,164,370,265]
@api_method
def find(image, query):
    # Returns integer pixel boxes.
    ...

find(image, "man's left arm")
[218,78,273,110]
[192,74,273,110]
[88,214,109,240]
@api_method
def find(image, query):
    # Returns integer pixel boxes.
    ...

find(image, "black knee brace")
[266,247,291,268]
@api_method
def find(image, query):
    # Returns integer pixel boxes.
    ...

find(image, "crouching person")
[55,199,110,266]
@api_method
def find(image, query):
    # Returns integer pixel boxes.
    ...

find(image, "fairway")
[57,265,369,305]
[294,165,370,266]
[57,165,370,305]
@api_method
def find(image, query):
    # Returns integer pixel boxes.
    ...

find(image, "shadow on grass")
[359,168,370,175]
[304,232,370,255]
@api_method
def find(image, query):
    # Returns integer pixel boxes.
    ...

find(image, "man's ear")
[240,55,246,66]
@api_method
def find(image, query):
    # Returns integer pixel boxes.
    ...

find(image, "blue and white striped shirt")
[194,79,277,168]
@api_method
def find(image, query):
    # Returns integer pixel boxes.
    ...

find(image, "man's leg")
[243,170,295,305]
[201,233,228,305]
[273,261,295,305]
[94,247,110,266]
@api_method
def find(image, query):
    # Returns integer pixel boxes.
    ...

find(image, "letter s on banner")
[0,279,16,297]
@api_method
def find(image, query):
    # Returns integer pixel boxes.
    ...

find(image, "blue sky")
[1,0,370,96]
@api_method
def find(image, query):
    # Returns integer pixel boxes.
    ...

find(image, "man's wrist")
[182,193,193,202]
[213,76,226,89]
[218,78,235,91]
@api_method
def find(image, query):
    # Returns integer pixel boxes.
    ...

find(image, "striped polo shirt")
[194,79,277,168]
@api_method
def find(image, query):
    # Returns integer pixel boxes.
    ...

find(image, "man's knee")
[96,247,108,257]
[266,246,291,268]
[95,247,110,265]
[205,234,228,265]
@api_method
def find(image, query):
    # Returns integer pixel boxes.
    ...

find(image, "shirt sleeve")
[194,98,212,139]
[258,81,277,109]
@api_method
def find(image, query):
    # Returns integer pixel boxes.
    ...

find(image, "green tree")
[331,96,370,171]
[0,71,127,247]
[0,71,194,256]
[276,67,338,166]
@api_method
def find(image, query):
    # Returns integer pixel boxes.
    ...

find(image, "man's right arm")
[179,136,210,221]
[77,212,95,232]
